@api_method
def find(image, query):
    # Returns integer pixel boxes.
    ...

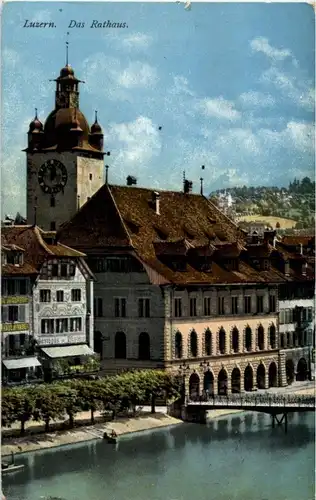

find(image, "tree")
[9,387,36,435]
[33,386,66,432]
[70,380,103,424]
[53,383,82,428]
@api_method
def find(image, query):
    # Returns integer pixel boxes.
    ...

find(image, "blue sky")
[1,1,315,216]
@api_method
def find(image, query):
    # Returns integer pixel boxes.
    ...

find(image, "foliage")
[1,370,181,432]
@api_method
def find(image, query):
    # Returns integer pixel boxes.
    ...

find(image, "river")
[2,411,315,500]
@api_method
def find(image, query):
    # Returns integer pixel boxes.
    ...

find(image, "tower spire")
[66,32,69,66]
[94,110,98,123]
[35,107,38,119]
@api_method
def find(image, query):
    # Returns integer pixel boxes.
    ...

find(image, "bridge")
[183,393,315,431]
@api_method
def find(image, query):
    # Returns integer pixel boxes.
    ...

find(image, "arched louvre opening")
[257,326,264,351]
[175,332,183,359]
[205,329,212,356]
[245,326,252,351]
[115,331,126,359]
[232,327,239,353]
[138,332,150,360]
[219,328,226,354]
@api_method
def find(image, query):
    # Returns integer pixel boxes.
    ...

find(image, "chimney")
[153,192,160,215]
[273,236,277,248]
[284,260,290,276]
[127,175,137,186]
[299,243,303,255]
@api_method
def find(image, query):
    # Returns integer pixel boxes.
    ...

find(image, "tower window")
[89,173,93,180]
[50,221,56,231]
[50,197,55,207]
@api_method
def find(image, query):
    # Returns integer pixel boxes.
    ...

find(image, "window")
[204,297,211,316]
[50,197,55,207]
[56,290,64,302]
[280,334,285,349]
[174,298,182,317]
[50,221,56,231]
[231,297,238,315]
[307,307,313,322]
[138,332,150,360]
[52,264,59,277]
[8,306,18,322]
[89,173,93,180]
[219,328,226,354]
[114,298,126,318]
[244,296,251,314]
[190,298,197,317]
[269,295,276,313]
[71,289,81,302]
[60,264,68,277]
[8,280,16,295]
[6,252,23,265]
[245,326,252,351]
[56,318,68,333]
[257,326,264,350]
[205,329,212,356]
[218,297,225,315]
[256,296,264,314]
[232,327,239,353]
[70,317,82,332]
[175,332,183,359]
[138,298,150,318]
[279,310,285,324]
[19,279,27,295]
[40,290,51,302]
[190,330,198,357]
[115,332,126,359]
[94,297,103,317]
[41,319,54,334]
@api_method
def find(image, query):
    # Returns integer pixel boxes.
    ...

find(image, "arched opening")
[232,327,239,353]
[203,370,214,396]
[269,324,276,349]
[296,358,308,381]
[205,329,212,356]
[286,359,295,385]
[268,362,278,387]
[219,328,226,354]
[245,326,252,351]
[138,332,150,360]
[244,365,253,392]
[93,331,103,356]
[115,331,126,359]
[189,372,200,399]
[175,332,183,359]
[257,325,264,351]
[231,367,241,393]
[190,330,198,357]
[218,368,228,395]
[256,363,266,390]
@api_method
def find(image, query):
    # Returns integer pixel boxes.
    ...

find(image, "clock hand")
[50,166,56,182]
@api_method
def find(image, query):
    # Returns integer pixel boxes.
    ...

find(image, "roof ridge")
[108,186,134,247]
[34,226,54,255]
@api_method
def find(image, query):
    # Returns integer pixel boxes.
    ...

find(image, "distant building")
[1,226,95,384]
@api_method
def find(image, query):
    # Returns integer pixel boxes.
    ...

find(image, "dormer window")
[6,251,23,266]
[225,258,239,271]
[263,259,270,271]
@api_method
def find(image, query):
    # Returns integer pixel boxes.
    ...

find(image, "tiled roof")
[57,184,314,285]
[282,235,315,247]
[2,225,86,274]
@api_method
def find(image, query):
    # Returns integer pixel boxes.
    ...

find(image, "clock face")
[38,160,68,194]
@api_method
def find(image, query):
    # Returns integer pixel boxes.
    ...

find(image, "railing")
[1,322,29,332]
[186,393,315,408]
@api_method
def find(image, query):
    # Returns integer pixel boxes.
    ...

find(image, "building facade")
[2,226,95,383]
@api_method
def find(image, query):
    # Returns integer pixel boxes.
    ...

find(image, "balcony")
[1,322,29,333]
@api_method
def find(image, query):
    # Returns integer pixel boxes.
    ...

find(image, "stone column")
[240,371,245,392]
[264,327,269,351]
[225,328,231,354]
[211,330,217,356]
[252,327,257,352]
[264,369,269,389]
[238,327,243,354]
[226,373,232,394]
[278,351,287,387]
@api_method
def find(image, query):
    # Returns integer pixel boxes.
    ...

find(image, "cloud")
[239,91,275,108]
[250,37,293,62]
[197,97,241,121]
[120,32,153,50]
[117,61,158,89]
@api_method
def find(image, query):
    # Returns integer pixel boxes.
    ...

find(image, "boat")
[103,431,118,444]
[2,452,25,474]
[2,463,25,474]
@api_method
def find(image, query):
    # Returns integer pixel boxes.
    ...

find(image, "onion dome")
[91,111,103,134]
[29,109,43,133]
[59,64,75,78]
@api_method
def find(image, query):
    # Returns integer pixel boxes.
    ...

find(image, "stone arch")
[138,332,150,360]
[244,364,254,392]
[218,367,228,395]
[203,370,214,395]
[219,327,226,354]
[231,327,239,353]
[286,358,295,385]
[190,330,198,357]
[93,331,103,356]
[189,372,200,398]
[175,331,183,359]
[231,367,241,393]
[269,324,276,349]
[296,358,308,381]
[245,325,252,352]
[257,325,264,351]
[115,331,126,359]
[204,329,212,356]
[268,361,278,387]
[256,363,266,390]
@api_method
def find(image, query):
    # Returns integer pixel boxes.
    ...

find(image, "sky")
[1,1,315,216]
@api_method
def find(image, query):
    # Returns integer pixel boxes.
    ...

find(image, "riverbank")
[2,412,183,457]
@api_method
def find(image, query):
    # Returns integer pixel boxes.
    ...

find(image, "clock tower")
[26,61,106,231]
